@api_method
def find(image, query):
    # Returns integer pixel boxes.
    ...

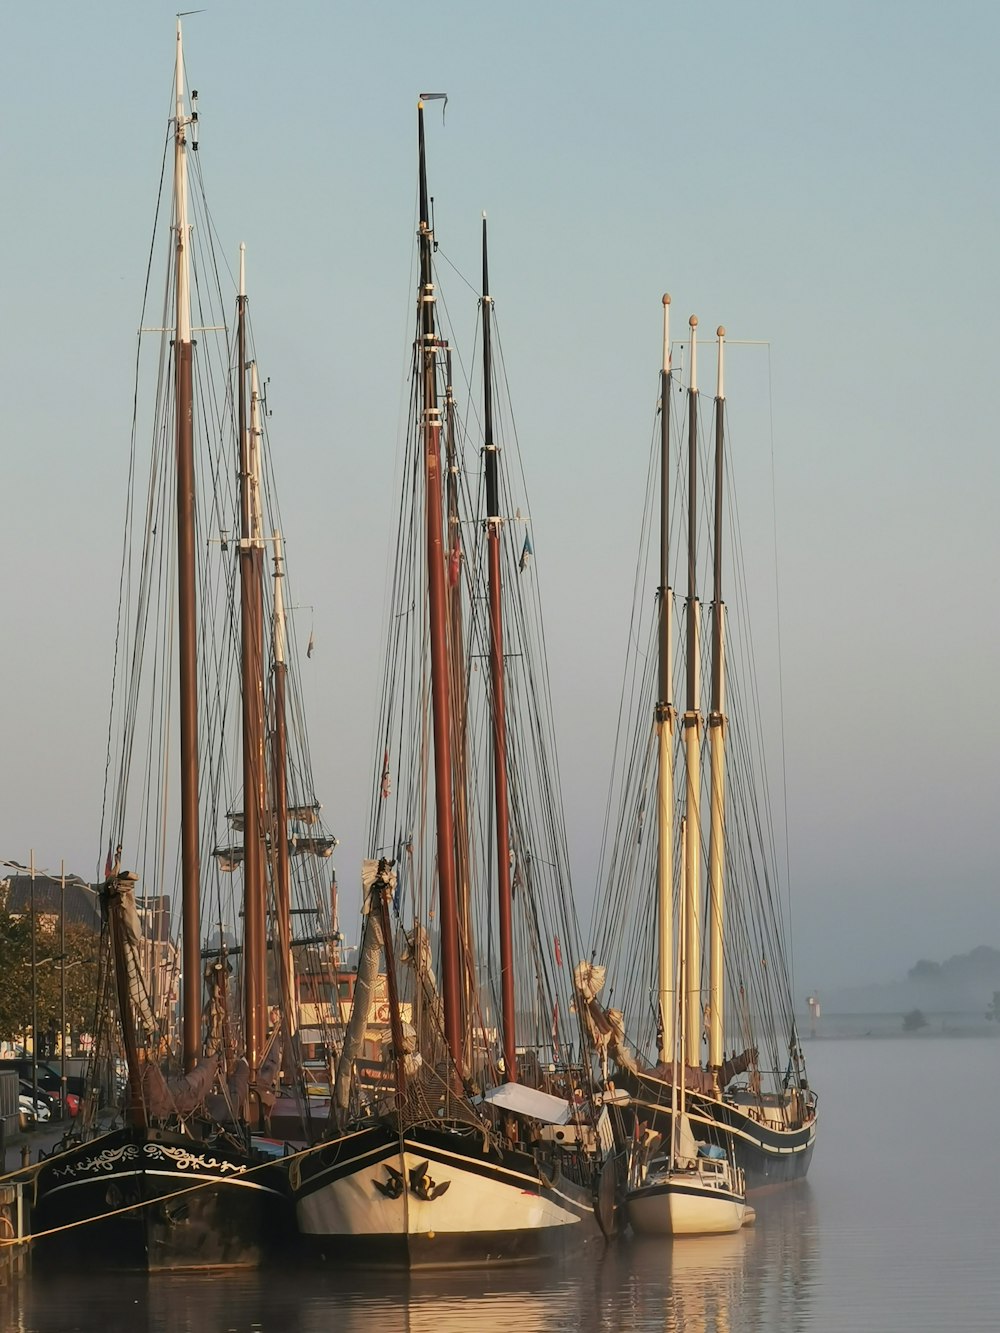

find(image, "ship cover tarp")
[484,1082,572,1125]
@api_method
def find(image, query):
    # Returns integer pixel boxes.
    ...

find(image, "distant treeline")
[820,945,1000,1016]
[908,946,1000,982]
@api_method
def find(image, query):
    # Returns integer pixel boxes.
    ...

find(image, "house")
[0,873,101,933]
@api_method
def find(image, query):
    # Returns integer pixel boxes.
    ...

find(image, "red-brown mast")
[271,530,294,1034]
[237,248,267,1087]
[481,217,516,1080]
[443,347,475,1049]
[417,98,463,1072]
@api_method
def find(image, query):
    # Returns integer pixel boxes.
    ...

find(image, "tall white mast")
[175,22,192,345]
[674,816,688,1165]
[174,18,201,1071]
[708,325,727,1076]
[682,315,703,1069]
[656,294,676,1064]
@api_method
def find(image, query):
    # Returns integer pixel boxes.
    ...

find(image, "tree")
[0,908,32,1044]
[0,908,101,1049]
[908,959,941,980]
[903,1008,929,1033]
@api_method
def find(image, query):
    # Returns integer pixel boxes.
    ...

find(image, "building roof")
[0,874,102,932]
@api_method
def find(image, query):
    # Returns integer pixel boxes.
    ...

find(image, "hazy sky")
[1,1,997,996]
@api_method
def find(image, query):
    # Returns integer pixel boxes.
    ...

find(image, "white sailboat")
[625,819,748,1237]
[584,295,816,1190]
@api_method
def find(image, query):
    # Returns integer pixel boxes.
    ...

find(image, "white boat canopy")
[483,1082,572,1125]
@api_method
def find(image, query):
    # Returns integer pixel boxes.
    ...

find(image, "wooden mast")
[417,99,463,1072]
[675,816,688,1160]
[237,245,267,1087]
[481,216,517,1081]
[443,347,475,1051]
[656,294,676,1065]
[707,326,727,1076]
[271,529,295,1037]
[173,20,202,1073]
[682,314,703,1070]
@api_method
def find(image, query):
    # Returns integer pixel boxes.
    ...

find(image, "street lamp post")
[60,859,67,1119]
[28,850,38,1120]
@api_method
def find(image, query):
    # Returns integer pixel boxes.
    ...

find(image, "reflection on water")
[0,1194,818,1333]
[6,1038,1000,1332]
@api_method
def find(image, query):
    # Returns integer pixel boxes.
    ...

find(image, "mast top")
[239,242,246,299]
[716,325,726,401]
[175,20,184,119]
[173,18,193,346]
[482,212,490,300]
[689,315,698,394]
[662,293,672,375]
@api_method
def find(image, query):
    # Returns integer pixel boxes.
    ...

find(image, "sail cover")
[483,1082,572,1125]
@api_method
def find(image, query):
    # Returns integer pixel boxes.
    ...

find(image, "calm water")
[3,1036,998,1332]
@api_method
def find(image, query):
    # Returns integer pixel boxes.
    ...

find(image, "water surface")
[3,1036,996,1331]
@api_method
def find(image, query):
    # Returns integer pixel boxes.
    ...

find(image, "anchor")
[408,1160,451,1202]
[373,1164,405,1200]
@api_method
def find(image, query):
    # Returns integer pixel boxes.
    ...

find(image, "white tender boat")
[626,1115,748,1236]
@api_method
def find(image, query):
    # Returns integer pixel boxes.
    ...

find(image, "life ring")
[375,1004,391,1024]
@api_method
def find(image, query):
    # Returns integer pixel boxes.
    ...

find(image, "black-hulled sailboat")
[29,24,292,1271]
[290,100,606,1268]
[584,298,816,1190]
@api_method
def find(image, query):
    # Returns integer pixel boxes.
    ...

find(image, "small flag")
[307,631,315,659]
[518,532,533,572]
[448,538,461,588]
[380,750,391,799]
[554,935,563,968]
[104,845,113,879]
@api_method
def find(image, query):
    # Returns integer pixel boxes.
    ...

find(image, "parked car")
[16,1079,81,1119]
[0,1059,87,1099]
[18,1088,52,1130]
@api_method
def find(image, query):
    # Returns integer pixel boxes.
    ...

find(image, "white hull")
[627,1169,747,1236]
[294,1125,594,1267]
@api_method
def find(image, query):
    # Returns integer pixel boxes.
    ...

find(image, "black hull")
[31,1126,293,1272]
[298,1224,584,1270]
[623,1073,816,1191]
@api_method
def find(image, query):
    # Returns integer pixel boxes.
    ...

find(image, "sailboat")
[29,22,294,1271]
[289,98,607,1269]
[583,296,817,1190]
[625,819,748,1235]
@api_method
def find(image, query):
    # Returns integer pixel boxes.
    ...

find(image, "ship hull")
[31,1126,292,1272]
[293,1120,598,1269]
[622,1074,816,1191]
[627,1175,747,1236]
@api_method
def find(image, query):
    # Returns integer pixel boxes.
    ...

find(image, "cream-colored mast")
[677,816,688,1136]
[174,19,202,1072]
[708,326,727,1075]
[682,315,703,1069]
[656,294,676,1064]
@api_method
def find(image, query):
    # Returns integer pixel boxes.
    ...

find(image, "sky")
[1,0,997,997]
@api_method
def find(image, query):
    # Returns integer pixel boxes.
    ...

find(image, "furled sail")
[142,1052,220,1119]
[333,859,395,1117]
